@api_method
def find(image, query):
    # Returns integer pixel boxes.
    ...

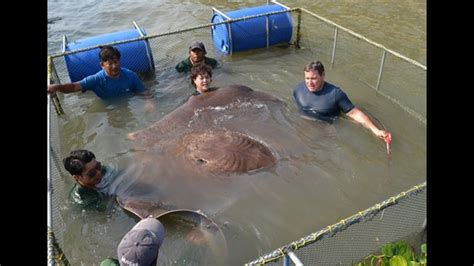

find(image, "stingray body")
[117,84,292,219]
[116,84,330,217]
[112,84,337,264]
[128,85,282,174]
[116,85,290,262]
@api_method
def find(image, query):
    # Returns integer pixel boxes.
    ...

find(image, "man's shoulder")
[179,58,192,65]
[70,183,99,198]
[82,70,105,82]
[293,81,306,92]
[324,81,341,92]
[69,183,101,208]
[120,67,138,77]
[204,56,218,66]
[176,58,192,72]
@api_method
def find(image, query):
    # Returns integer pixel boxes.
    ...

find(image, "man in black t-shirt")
[293,61,391,141]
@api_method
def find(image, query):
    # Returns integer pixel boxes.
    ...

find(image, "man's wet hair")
[304,61,325,75]
[63,149,96,175]
[99,45,121,62]
[190,64,212,87]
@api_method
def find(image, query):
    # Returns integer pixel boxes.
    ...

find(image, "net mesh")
[248,184,426,265]
[48,99,69,265]
[48,7,426,265]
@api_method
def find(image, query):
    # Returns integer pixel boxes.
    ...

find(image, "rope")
[292,242,299,250]
[48,56,65,116]
[278,248,285,257]
[48,228,70,265]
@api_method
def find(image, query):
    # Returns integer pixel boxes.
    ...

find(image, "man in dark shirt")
[176,41,218,73]
[63,149,115,210]
[293,61,391,141]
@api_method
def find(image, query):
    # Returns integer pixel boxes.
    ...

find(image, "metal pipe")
[267,1,291,50]
[283,254,290,266]
[295,9,301,48]
[47,57,54,266]
[227,23,233,55]
[271,0,291,10]
[211,7,231,20]
[212,7,233,54]
[331,27,338,66]
[47,56,53,229]
[133,20,145,37]
[48,57,65,116]
[376,50,387,91]
[288,251,304,266]
[133,20,155,71]
[62,35,67,53]
[266,15,270,48]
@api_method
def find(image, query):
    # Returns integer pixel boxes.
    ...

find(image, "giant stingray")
[117,85,289,216]
[114,85,328,259]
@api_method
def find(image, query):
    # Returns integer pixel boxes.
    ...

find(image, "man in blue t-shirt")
[293,61,391,141]
[48,45,154,111]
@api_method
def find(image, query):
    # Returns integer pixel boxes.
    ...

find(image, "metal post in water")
[212,7,233,55]
[295,8,301,49]
[284,254,290,266]
[48,57,65,116]
[376,50,387,91]
[47,57,54,266]
[271,0,291,10]
[62,35,68,53]
[331,27,338,66]
[133,20,155,72]
[266,15,270,48]
[227,20,233,55]
[269,1,291,49]
[288,251,304,266]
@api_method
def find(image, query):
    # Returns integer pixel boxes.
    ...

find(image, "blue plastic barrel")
[64,28,155,82]
[211,4,292,54]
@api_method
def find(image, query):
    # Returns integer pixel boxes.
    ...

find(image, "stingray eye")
[196,158,207,165]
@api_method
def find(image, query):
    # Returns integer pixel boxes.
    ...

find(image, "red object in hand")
[384,133,392,144]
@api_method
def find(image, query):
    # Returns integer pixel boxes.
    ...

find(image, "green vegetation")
[355,241,426,266]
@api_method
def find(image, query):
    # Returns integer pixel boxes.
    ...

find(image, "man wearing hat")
[176,41,218,73]
[100,217,165,266]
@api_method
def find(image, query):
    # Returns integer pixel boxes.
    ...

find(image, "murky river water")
[48,0,425,264]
